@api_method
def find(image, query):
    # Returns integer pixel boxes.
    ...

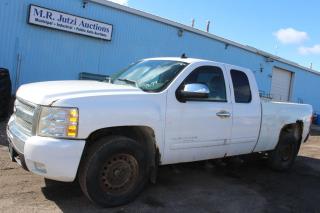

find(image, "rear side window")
[231,70,252,103]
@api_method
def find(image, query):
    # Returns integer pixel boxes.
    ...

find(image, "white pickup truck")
[7,57,312,207]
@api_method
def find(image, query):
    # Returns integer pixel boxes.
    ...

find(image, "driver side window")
[182,66,227,102]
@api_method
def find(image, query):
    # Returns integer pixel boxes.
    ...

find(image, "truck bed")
[254,99,313,152]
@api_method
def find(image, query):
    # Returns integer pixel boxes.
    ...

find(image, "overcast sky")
[109,0,319,71]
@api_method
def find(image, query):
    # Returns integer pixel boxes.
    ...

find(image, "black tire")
[0,73,10,91]
[0,75,10,81]
[0,95,8,102]
[78,135,149,207]
[0,104,9,119]
[0,68,11,120]
[0,84,11,95]
[0,98,10,109]
[0,81,10,90]
[268,129,300,171]
[0,94,10,102]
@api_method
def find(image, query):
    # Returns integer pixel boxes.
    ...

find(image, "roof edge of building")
[89,0,320,76]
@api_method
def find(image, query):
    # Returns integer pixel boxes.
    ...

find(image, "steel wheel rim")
[99,153,139,195]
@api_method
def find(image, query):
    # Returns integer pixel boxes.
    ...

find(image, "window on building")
[231,70,252,103]
[182,66,227,102]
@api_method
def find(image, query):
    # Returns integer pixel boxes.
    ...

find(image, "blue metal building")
[0,0,319,112]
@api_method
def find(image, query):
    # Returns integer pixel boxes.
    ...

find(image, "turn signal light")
[67,109,78,137]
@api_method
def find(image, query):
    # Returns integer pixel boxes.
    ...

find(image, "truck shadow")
[41,155,320,213]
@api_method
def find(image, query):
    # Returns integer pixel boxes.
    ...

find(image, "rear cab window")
[230,70,252,103]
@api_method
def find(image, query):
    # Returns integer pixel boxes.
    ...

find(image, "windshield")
[111,60,188,92]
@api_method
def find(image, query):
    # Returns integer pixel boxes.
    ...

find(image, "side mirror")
[178,83,210,101]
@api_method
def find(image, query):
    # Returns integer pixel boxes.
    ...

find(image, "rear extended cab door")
[224,65,262,156]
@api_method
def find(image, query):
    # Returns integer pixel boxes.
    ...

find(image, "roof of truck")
[144,57,213,64]
[144,57,251,72]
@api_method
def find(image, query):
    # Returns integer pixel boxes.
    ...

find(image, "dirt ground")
[1,120,320,213]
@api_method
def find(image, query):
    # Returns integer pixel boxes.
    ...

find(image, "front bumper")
[7,121,85,182]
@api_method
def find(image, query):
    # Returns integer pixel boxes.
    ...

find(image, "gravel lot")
[1,120,320,213]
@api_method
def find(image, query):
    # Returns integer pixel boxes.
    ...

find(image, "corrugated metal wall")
[0,0,319,112]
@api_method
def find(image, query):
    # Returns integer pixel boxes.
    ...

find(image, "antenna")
[191,18,195,27]
[206,20,211,32]
[310,63,313,69]
[181,53,187,59]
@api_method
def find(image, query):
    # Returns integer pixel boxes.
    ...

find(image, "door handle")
[216,110,231,118]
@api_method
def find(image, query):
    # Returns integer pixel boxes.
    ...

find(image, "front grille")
[14,99,37,135]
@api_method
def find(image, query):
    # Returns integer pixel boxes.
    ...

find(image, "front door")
[163,64,233,164]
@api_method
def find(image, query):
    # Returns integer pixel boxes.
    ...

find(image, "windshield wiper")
[117,78,138,87]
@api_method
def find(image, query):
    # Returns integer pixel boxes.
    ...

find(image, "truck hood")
[16,80,142,105]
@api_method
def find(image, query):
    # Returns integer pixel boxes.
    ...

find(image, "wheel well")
[87,126,155,144]
[280,121,303,143]
[85,126,160,175]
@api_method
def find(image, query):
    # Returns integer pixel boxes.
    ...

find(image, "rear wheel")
[268,129,300,171]
[78,136,149,207]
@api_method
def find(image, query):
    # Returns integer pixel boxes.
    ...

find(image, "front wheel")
[78,136,149,207]
[268,129,300,171]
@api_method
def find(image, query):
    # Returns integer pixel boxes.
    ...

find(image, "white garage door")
[271,68,292,102]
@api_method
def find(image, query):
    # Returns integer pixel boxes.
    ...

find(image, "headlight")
[37,107,79,138]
